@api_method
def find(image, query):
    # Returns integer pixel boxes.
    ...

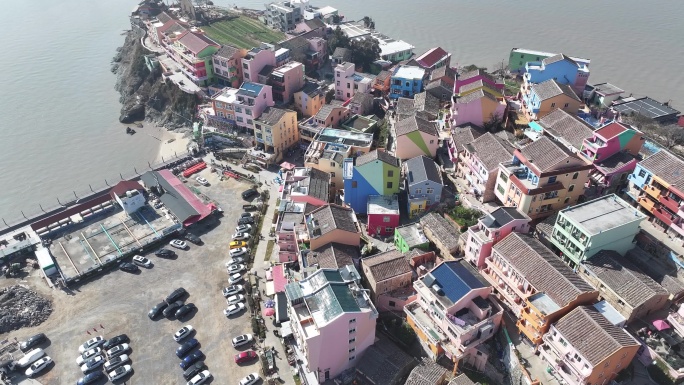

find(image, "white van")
[14,348,45,369]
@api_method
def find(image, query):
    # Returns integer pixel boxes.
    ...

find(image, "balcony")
[670,220,684,237]
[644,184,664,199]
[653,207,675,226]
[637,195,656,212]
[660,194,684,213]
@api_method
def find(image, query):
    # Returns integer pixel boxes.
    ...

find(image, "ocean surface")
[1,0,683,223]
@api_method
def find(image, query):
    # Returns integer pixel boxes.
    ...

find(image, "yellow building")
[294,81,325,118]
[521,79,582,121]
[249,107,298,167]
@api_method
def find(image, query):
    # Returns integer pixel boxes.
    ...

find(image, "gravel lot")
[0,169,264,385]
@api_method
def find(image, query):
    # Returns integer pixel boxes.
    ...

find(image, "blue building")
[524,53,589,96]
[343,150,401,214]
[390,66,426,100]
[403,155,443,217]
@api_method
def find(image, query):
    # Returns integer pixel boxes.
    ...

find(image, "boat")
[265,348,275,372]
[126,127,136,135]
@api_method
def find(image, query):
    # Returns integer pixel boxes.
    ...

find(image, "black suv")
[163,300,184,318]
[165,287,187,304]
[154,248,175,258]
[103,334,129,350]
[148,302,168,320]
[241,189,258,201]
[183,233,202,245]
[20,333,46,351]
[175,338,199,358]
[183,361,207,380]
[237,217,255,225]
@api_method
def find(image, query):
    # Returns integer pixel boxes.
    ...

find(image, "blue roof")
[429,261,485,303]
[239,82,264,96]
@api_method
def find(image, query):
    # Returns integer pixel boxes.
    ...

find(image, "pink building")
[464,207,531,268]
[234,82,274,130]
[451,89,507,128]
[241,47,276,83]
[280,167,331,206]
[212,45,247,88]
[361,249,413,310]
[394,116,440,160]
[305,204,361,250]
[456,132,513,203]
[334,62,374,101]
[285,266,378,384]
[366,195,400,237]
[405,261,503,370]
[453,69,504,96]
[270,61,305,103]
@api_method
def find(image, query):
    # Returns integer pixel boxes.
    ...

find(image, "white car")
[25,356,52,377]
[187,369,212,385]
[174,325,194,342]
[229,273,243,284]
[239,372,261,385]
[170,239,188,249]
[76,347,102,365]
[132,255,152,267]
[224,303,246,317]
[103,354,129,372]
[196,176,209,186]
[230,247,248,257]
[226,294,245,305]
[232,232,251,241]
[80,355,105,373]
[79,336,104,353]
[225,257,245,267]
[231,334,253,348]
[235,224,252,234]
[108,364,132,381]
[106,343,130,359]
[227,264,246,274]
[222,285,244,297]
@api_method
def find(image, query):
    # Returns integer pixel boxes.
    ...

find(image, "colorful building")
[212,45,247,88]
[394,224,429,253]
[508,48,590,75]
[251,107,298,166]
[334,62,375,101]
[396,92,441,122]
[294,81,325,118]
[264,0,304,32]
[284,265,378,383]
[366,195,400,237]
[584,82,624,108]
[302,242,360,276]
[420,213,460,258]
[405,261,503,370]
[531,108,594,154]
[270,61,305,103]
[241,47,276,84]
[445,124,485,167]
[494,137,592,220]
[165,31,220,86]
[361,249,412,304]
[578,250,669,324]
[343,150,401,215]
[235,82,275,130]
[483,233,598,345]
[409,47,451,76]
[453,69,504,96]
[304,204,361,250]
[521,79,581,121]
[451,89,507,128]
[394,116,439,160]
[304,128,373,190]
[539,306,639,385]
[314,104,352,128]
[280,167,331,206]
[404,156,443,218]
[372,70,392,95]
[523,53,590,96]
[390,66,426,100]
[464,207,531,268]
[625,149,684,242]
[457,132,513,203]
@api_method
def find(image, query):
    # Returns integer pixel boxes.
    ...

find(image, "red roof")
[158,169,215,226]
[109,180,144,199]
[416,47,449,68]
[178,31,219,55]
[595,122,628,140]
[272,264,287,293]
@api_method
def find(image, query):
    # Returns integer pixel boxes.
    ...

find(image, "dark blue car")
[180,350,204,370]
[77,371,103,385]
[176,338,198,358]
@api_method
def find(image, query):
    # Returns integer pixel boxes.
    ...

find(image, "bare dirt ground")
[0,170,262,385]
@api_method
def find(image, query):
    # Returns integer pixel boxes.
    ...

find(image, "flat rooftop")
[528,292,561,316]
[396,224,428,247]
[394,66,425,80]
[367,195,400,215]
[612,97,680,120]
[560,194,646,235]
[318,128,373,148]
[338,23,371,39]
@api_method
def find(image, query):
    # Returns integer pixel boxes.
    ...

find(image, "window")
[497,184,505,195]
[349,338,355,343]
[336,81,340,86]
[426,188,434,194]
[415,189,422,194]
[331,172,335,177]
[349,348,355,353]
[352,181,358,188]
[388,300,396,307]
[638,169,646,178]
[348,356,355,361]
[551,103,556,108]
[330,162,336,167]
[559,338,567,347]
[564,197,570,204]
[572,172,579,180]
[235,107,242,113]
[388,170,394,177]
[387,182,393,189]
[383,216,391,223]
[564,103,569,108]
[499,171,509,183]
[244,73,250,79]
[349,328,356,334]
[349,319,356,324]
[237,116,244,122]
[568,184,575,192]
[548,176,557,184]
[385,227,394,233]
[331,182,336,187]
[430,140,434,144]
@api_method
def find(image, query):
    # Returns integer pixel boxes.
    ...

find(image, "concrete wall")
[309,229,360,250]
[395,131,438,160]
[367,212,400,237]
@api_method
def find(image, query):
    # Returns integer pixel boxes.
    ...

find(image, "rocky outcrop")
[0,285,52,333]
[112,30,198,130]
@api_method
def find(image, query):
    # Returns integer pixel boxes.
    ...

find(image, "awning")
[276,292,290,324]
[653,319,670,331]
[265,281,275,296]
[280,161,295,170]
[280,321,293,338]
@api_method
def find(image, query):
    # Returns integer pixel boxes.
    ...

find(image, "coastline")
[148,124,192,164]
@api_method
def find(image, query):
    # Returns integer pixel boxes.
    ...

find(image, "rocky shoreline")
[111,30,197,131]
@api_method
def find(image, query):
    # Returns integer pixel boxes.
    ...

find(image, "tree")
[327,26,350,55]
[331,14,341,24]
[325,89,335,104]
[362,16,375,29]
[483,112,503,133]
[350,38,380,72]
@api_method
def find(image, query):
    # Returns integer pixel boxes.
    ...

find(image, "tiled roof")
[584,250,668,308]
[351,92,374,107]
[415,47,449,68]
[414,92,441,116]
[280,35,309,51]
[355,337,416,385]
[355,149,400,168]
[309,204,358,235]
[458,68,495,83]
[554,306,639,366]
[595,122,630,140]
[362,249,411,282]
[593,82,624,96]
[304,168,331,203]
[425,80,453,99]
[492,233,596,307]
[639,150,684,188]
[332,47,352,61]
[424,261,487,305]
[178,31,219,54]
[315,104,337,121]
[459,79,499,95]
[256,107,290,125]
[482,207,529,228]
[531,79,580,102]
[299,81,324,97]
[625,247,684,299]
[156,11,173,24]
[542,53,578,67]
[215,44,241,59]
[429,65,456,83]
[304,18,326,30]
[405,155,442,185]
[449,374,479,385]
[395,115,438,137]
[538,109,594,150]
[519,137,575,173]
[375,70,391,82]
[451,124,485,153]
[463,132,513,171]
[307,242,359,269]
[419,213,459,252]
[456,89,498,105]
[595,151,638,174]
[404,357,447,385]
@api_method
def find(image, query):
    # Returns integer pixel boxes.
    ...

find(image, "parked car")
[222,285,244,297]
[154,248,175,258]
[239,372,261,385]
[234,350,258,364]
[226,257,245,266]
[235,224,253,234]
[187,369,211,385]
[119,262,139,273]
[79,336,104,353]
[231,334,253,348]
[224,303,246,317]
[163,300,184,318]
[166,287,188,303]
[229,247,248,257]
[170,239,188,249]
[229,241,248,249]
[183,233,202,245]
[80,355,105,373]
[20,333,46,351]
[77,371,103,385]
[132,255,152,268]
[195,176,209,186]
[106,343,129,359]
[241,189,258,201]
[227,264,246,274]
[108,364,132,381]
[240,212,257,219]
[76,347,102,365]
[148,301,168,320]
[25,356,52,377]
[102,335,129,351]
[175,303,196,319]
[237,217,255,225]
[180,350,204,370]
[103,354,129,372]
[232,232,250,241]
[174,325,194,342]
[229,273,243,284]
[182,361,207,380]
[176,339,199,358]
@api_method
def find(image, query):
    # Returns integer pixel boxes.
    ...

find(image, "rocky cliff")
[112,30,197,130]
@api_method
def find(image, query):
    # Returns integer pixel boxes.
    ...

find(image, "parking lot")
[1,167,265,385]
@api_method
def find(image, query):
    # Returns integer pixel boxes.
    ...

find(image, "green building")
[509,48,590,75]
[394,223,429,253]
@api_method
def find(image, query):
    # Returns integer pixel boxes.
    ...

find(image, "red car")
[234,350,258,364]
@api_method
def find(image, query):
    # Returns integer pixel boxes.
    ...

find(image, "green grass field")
[204,16,286,49]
